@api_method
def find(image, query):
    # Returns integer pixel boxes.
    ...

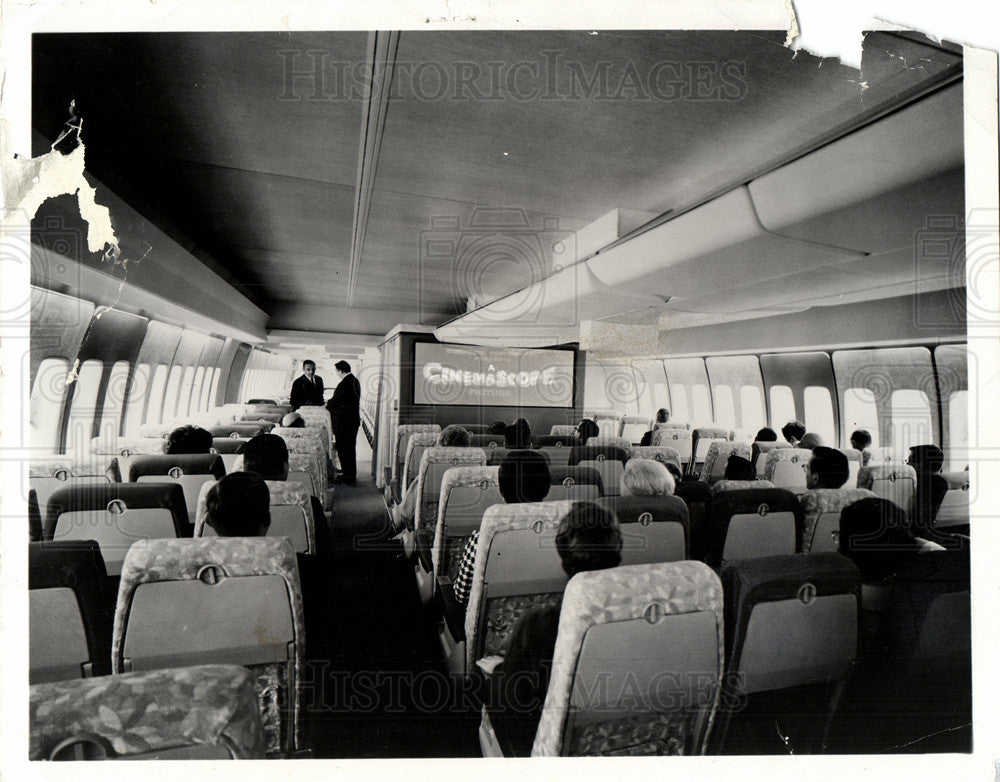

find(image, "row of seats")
[29,536,305,758]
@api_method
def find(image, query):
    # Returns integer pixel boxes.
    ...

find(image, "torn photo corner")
[0,0,998,779]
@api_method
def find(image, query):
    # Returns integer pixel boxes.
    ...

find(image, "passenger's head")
[438,424,471,447]
[505,418,532,449]
[555,502,623,578]
[301,360,316,378]
[723,454,756,481]
[781,420,806,445]
[754,427,778,442]
[242,434,289,481]
[622,458,675,496]
[838,498,918,581]
[798,432,824,451]
[166,425,214,455]
[498,450,551,503]
[908,444,945,475]
[281,411,305,428]
[334,360,352,377]
[808,446,849,489]
[655,408,670,424]
[205,472,270,537]
[849,429,872,451]
[577,419,599,443]
[486,420,507,436]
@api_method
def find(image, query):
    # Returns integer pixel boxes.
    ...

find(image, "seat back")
[394,424,441,486]
[403,432,440,490]
[699,441,752,484]
[533,561,723,756]
[211,437,249,454]
[690,427,734,474]
[619,416,652,444]
[90,435,166,458]
[751,441,790,477]
[209,422,274,438]
[431,466,502,580]
[578,459,624,496]
[532,435,580,450]
[272,424,331,459]
[706,488,802,567]
[415,447,488,531]
[763,448,812,492]
[29,664,265,760]
[596,495,689,565]
[799,488,878,553]
[934,471,970,531]
[113,537,304,757]
[464,501,575,669]
[626,446,683,476]
[673,481,713,561]
[45,483,189,576]
[546,466,604,501]
[650,428,693,463]
[240,412,284,424]
[567,443,628,466]
[468,433,506,449]
[29,458,114,524]
[536,445,575,468]
[29,540,112,683]
[841,448,863,488]
[857,463,917,513]
[589,413,623,439]
[716,553,861,753]
[549,425,577,437]
[128,454,226,520]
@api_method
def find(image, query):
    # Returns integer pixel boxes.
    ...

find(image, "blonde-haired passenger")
[621,458,675,497]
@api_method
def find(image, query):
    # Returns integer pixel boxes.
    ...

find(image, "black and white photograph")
[1,0,997,778]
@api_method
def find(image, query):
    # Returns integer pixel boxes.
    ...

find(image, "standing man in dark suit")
[327,360,362,485]
[290,360,325,410]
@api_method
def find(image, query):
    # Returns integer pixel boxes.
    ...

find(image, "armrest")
[437,576,466,642]
[414,528,434,573]
[390,479,402,506]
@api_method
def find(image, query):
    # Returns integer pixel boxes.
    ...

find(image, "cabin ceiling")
[31,30,962,343]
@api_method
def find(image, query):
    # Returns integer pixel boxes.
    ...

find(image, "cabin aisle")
[304,461,481,758]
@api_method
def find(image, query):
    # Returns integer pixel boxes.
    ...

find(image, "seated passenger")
[754,427,778,442]
[907,444,949,535]
[486,420,508,436]
[723,454,757,481]
[281,411,306,428]
[781,420,806,447]
[393,425,471,530]
[621,458,675,496]
[838,497,943,582]
[166,425,213,454]
[205,471,330,654]
[849,429,873,452]
[576,419,599,445]
[488,501,623,756]
[505,418,532,449]
[242,433,332,559]
[798,432,824,451]
[639,408,671,446]
[452,450,551,605]
[807,446,850,489]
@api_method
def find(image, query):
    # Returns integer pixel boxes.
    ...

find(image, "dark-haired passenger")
[505,418,532,449]
[452,450,551,605]
[488,502,623,756]
[754,427,778,442]
[849,429,873,452]
[781,420,806,447]
[166,425,214,455]
[576,419,599,444]
[908,444,949,536]
[807,446,850,489]
[723,454,757,481]
[838,497,943,583]
[486,420,508,436]
[639,408,671,446]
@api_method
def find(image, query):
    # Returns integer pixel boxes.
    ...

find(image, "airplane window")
[98,360,131,442]
[948,390,969,472]
[191,366,206,414]
[178,365,197,418]
[692,383,712,424]
[890,389,933,457]
[804,386,836,444]
[162,365,184,424]
[769,385,795,429]
[843,387,880,447]
[146,364,169,425]
[122,363,151,435]
[669,382,688,422]
[740,385,766,435]
[713,384,736,429]
[65,359,103,460]
[208,367,222,409]
[29,357,70,453]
